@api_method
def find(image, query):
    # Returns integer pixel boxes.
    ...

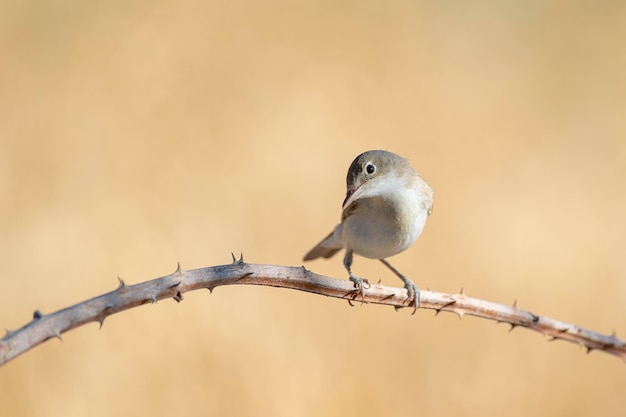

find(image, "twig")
[1,254,624,366]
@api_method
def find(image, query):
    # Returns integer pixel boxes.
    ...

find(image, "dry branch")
[1,255,624,366]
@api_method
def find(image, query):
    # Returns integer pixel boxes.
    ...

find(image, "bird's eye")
[365,163,376,175]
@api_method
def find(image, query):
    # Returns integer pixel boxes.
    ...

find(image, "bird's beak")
[342,184,363,209]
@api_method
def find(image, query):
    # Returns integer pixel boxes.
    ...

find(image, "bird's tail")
[303,231,342,261]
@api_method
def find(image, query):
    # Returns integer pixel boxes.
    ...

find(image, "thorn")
[612,329,617,338]
[586,346,593,354]
[207,286,214,294]
[97,317,105,329]
[117,277,126,290]
[33,310,43,320]
[173,291,183,303]
[235,271,254,282]
[168,281,181,289]
[376,278,382,285]
[229,253,246,265]
[437,300,456,314]
[455,310,465,320]
[394,305,402,312]
[512,299,518,308]
[301,265,308,275]
[151,295,158,304]
[348,299,355,307]
[53,332,63,341]
[458,287,465,297]
[175,262,182,274]
[509,323,517,332]
[530,313,540,323]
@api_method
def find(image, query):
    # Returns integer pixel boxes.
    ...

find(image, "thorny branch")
[1,255,624,366]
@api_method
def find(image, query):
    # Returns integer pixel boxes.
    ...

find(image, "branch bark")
[1,256,624,365]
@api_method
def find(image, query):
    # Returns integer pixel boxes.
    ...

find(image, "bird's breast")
[338,179,430,259]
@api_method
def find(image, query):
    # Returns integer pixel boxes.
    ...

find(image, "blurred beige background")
[1,1,625,416]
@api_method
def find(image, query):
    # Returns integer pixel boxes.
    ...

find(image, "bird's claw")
[404,280,421,314]
[349,273,370,304]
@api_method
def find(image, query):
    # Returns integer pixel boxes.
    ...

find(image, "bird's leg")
[343,251,369,303]
[379,259,420,313]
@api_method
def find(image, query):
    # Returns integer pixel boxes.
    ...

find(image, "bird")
[303,150,433,309]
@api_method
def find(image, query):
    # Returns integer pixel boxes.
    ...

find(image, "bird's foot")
[379,259,421,314]
[349,273,370,304]
[403,279,421,314]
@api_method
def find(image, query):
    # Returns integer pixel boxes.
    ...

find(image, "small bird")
[303,150,433,309]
